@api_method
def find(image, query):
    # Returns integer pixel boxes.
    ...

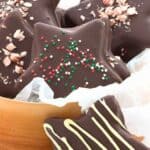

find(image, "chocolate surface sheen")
[0,0,60,28]
[64,0,150,62]
[44,96,150,150]
[16,19,129,98]
[0,11,32,98]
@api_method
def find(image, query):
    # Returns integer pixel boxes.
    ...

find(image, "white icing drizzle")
[92,105,135,150]
[64,119,107,150]
[43,124,73,150]
[100,99,126,129]
[92,117,120,150]
[44,100,136,150]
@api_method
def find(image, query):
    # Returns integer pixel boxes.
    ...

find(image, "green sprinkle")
[52,42,57,46]
[71,85,76,91]
[44,44,49,49]
[39,53,44,57]
[55,74,59,78]
[92,59,96,63]
[55,82,58,86]
[68,40,78,51]
[53,35,58,38]
[91,63,96,68]
[84,77,88,81]
[47,79,51,83]
[61,31,66,35]
[65,83,68,87]
[60,76,64,79]
[71,66,75,70]
[69,76,73,80]
[104,76,109,80]
[85,59,90,63]
[65,54,70,58]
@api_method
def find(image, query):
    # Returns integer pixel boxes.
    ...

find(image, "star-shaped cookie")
[0,0,60,28]
[0,11,33,97]
[16,19,130,98]
[64,0,150,61]
[44,96,149,150]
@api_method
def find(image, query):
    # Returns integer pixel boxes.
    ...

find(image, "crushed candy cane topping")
[99,0,138,27]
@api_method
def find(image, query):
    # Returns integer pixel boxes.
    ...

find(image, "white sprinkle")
[49,55,53,59]
[85,3,92,9]
[90,11,96,18]
[29,16,34,20]
[85,82,89,85]
[80,15,86,21]
[57,78,61,82]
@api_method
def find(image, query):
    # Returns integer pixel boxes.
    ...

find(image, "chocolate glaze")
[112,0,150,62]
[0,11,33,97]
[16,19,129,98]
[64,0,150,62]
[44,96,150,150]
[56,8,66,27]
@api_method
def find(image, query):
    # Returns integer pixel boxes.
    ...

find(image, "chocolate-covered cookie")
[64,0,150,61]
[16,19,129,98]
[0,0,60,28]
[56,8,66,27]
[0,11,32,97]
[44,96,149,150]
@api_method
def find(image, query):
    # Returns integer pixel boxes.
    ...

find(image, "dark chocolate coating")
[0,11,32,97]
[64,0,150,62]
[16,19,129,98]
[112,0,150,62]
[55,8,66,27]
[44,96,150,150]
[0,0,60,28]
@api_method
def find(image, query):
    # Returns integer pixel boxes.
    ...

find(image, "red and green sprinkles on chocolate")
[30,31,110,92]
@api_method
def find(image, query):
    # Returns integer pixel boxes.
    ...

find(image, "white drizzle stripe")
[92,117,120,150]
[64,119,107,150]
[100,100,126,129]
[43,124,62,150]
[43,124,73,150]
[92,105,135,150]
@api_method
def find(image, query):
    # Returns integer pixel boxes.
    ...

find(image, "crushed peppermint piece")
[103,0,114,6]
[3,56,11,67]
[13,29,25,41]
[99,0,138,27]
[20,51,27,57]
[6,42,16,51]
[15,65,24,74]
[10,53,21,63]
[127,7,138,15]
[23,2,32,8]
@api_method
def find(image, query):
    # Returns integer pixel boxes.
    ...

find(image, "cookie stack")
[0,0,149,149]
